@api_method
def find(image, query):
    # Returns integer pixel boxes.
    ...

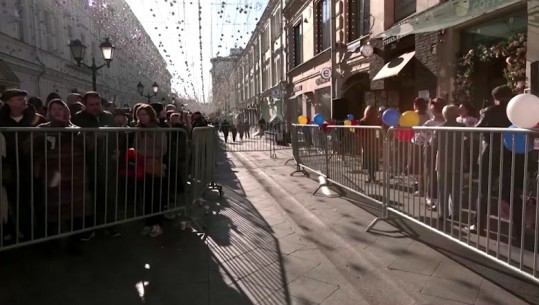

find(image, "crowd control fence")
[291,124,539,284]
[213,123,291,158]
[0,126,216,251]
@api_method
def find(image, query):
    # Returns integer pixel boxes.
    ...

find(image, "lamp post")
[69,38,115,91]
[137,81,159,103]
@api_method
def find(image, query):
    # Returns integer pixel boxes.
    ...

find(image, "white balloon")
[507,94,539,128]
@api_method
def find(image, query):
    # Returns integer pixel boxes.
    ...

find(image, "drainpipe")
[329,0,337,120]
[31,0,46,96]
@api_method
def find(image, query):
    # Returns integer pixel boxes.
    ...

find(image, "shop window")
[461,10,527,51]
[394,0,416,23]
[316,0,331,53]
[348,0,370,42]
[293,22,303,67]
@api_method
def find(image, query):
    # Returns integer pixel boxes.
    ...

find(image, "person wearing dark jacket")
[469,85,525,244]
[0,89,40,241]
[220,120,230,143]
[71,91,122,239]
[34,99,93,253]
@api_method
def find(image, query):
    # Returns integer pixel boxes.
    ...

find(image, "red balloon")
[350,119,359,126]
[321,122,329,132]
[328,121,336,126]
[127,148,136,160]
[396,129,414,142]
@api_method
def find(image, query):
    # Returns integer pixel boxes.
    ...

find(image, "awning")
[347,39,362,52]
[378,0,524,39]
[0,60,20,86]
[372,51,415,81]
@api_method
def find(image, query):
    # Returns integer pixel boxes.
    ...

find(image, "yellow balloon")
[298,115,308,124]
[344,119,351,126]
[400,111,420,127]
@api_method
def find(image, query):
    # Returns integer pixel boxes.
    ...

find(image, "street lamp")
[137,81,159,103]
[69,38,115,91]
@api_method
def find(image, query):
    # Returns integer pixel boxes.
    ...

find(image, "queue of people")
[352,85,530,246]
[0,88,208,253]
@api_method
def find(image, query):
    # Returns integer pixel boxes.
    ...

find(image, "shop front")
[377,0,528,107]
[454,7,528,107]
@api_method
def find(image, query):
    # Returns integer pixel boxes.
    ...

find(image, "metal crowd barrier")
[0,127,193,251]
[214,123,291,157]
[190,126,222,205]
[292,124,539,283]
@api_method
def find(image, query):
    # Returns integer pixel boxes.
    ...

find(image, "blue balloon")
[503,125,533,154]
[347,114,354,121]
[382,109,400,127]
[313,113,325,126]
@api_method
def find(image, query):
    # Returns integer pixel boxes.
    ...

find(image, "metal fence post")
[366,127,391,232]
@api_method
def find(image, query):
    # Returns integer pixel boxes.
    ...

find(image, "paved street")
[0,148,537,305]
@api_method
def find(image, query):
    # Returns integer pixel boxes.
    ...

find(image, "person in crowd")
[470,85,525,244]
[410,97,432,195]
[457,102,478,127]
[237,120,245,141]
[457,102,479,173]
[46,92,61,108]
[165,104,176,113]
[68,101,84,116]
[258,117,266,137]
[244,120,250,139]
[114,109,129,127]
[134,104,168,237]
[33,99,92,253]
[191,111,208,129]
[359,106,381,183]
[130,103,145,127]
[169,112,186,130]
[150,103,169,128]
[432,105,465,221]
[422,98,446,208]
[101,98,114,113]
[0,89,40,241]
[28,96,48,125]
[167,112,188,199]
[72,91,121,239]
[220,119,231,143]
[231,123,238,142]
[66,93,83,105]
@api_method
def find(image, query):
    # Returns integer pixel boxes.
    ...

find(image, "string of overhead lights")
[197,0,206,103]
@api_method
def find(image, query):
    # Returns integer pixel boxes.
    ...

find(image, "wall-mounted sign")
[293,85,303,92]
[315,77,330,85]
[320,67,331,80]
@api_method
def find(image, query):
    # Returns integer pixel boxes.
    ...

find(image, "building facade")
[210,48,242,117]
[0,0,171,106]
[211,0,537,124]
[210,0,286,125]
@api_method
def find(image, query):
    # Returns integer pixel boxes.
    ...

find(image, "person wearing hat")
[165,104,176,113]
[0,89,39,241]
[150,103,168,128]
[66,93,83,105]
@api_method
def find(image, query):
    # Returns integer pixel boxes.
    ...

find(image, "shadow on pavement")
[0,220,250,305]
[191,151,292,305]
[0,153,292,305]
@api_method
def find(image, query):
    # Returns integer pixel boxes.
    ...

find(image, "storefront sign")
[316,77,330,85]
[320,68,331,80]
